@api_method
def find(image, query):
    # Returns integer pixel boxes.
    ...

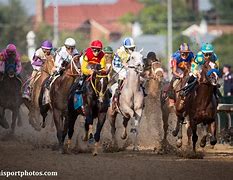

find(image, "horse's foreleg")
[11,108,18,133]
[92,112,107,156]
[67,113,78,150]
[53,108,64,152]
[209,120,217,146]
[109,111,117,144]
[192,124,198,152]
[131,109,143,151]
[17,107,22,127]
[200,124,208,148]
[176,116,184,148]
[84,114,94,143]
[121,117,130,140]
[0,107,9,129]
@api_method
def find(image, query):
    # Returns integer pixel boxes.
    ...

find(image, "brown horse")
[49,56,81,152]
[184,61,219,152]
[144,61,167,151]
[23,55,55,131]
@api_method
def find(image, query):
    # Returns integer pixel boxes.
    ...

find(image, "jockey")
[81,40,106,76]
[183,43,221,99]
[22,40,53,100]
[167,43,194,106]
[112,37,143,99]
[103,46,114,72]
[72,40,106,94]
[46,37,79,88]
[0,44,22,80]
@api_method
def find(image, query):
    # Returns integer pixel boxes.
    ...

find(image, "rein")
[66,58,81,77]
[90,73,109,98]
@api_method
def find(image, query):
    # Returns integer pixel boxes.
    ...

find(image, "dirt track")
[1,138,233,180]
[0,99,233,179]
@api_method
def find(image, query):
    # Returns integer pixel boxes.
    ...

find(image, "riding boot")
[167,78,176,107]
[114,79,124,101]
[140,83,147,97]
[45,71,59,89]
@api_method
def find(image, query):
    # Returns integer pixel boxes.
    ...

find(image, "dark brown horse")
[49,56,81,152]
[175,61,219,152]
[0,57,23,132]
[66,65,111,155]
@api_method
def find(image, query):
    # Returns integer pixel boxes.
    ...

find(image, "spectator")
[223,64,233,96]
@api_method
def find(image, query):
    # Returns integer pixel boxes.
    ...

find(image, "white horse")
[108,50,144,151]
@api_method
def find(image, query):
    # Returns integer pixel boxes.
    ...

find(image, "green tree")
[137,0,198,34]
[0,0,30,53]
[211,0,233,24]
[212,34,233,67]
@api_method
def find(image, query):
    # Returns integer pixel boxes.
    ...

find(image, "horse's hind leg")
[209,120,217,147]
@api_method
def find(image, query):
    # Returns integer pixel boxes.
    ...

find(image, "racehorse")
[23,55,54,131]
[184,61,219,152]
[108,50,144,151]
[49,56,81,152]
[66,64,111,155]
[186,61,219,152]
[143,61,166,151]
[0,56,22,133]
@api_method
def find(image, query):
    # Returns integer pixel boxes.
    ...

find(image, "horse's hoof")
[200,139,206,148]
[41,122,46,128]
[0,120,9,129]
[133,146,139,151]
[130,128,137,134]
[121,133,127,140]
[176,139,182,148]
[210,136,217,146]
[172,129,178,137]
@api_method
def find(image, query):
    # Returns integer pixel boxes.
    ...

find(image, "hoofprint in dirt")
[0,139,233,180]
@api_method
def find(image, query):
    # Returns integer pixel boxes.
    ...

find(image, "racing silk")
[31,48,49,71]
[0,49,21,75]
[113,46,130,69]
[81,47,106,76]
[55,46,79,71]
[191,51,219,75]
[171,50,194,70]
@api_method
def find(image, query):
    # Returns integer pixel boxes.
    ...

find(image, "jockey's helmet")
[179,43,190,52]
[103,46,113,54]
[41,40,53,50]
[91,40,103,49]
[123,37,136,49]
[6,44,16,53]
[64,38,76,47]
[201,43,214,53]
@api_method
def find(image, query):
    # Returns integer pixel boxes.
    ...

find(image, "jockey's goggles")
[181,52,189,57]
[6,50,16,55]
[42,48,51,54]
[203,52,212,57]
[127,47,135,51]
[92,48,101,53]
[66,46,75,50]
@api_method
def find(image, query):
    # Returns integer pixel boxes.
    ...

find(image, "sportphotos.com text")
[0,170,58,178]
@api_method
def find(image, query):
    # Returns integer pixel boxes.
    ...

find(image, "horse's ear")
[139,48,143,53]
